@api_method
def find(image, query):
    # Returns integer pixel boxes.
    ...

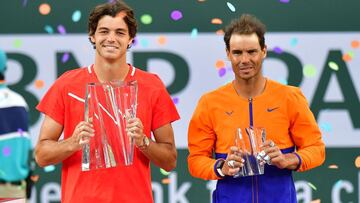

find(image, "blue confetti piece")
[277,78,288,85]
[226,2,236,12]
[44,165,56,172]
[191,28,198,38]
[44,25,54,34]
[319,123,332,133]
[290,38,298,47]
[72,10,82,22]
[279,0,290,3]
[139,38,150,48]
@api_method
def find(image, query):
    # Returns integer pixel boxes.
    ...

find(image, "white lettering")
[295,180,312,203]
[331,180,353,203]
[169,172,191,203]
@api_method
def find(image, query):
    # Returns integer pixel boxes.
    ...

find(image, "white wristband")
[216,167,225,177]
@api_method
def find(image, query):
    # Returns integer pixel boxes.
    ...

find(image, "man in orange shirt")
[188,14,325,203]
[35,1,179,202]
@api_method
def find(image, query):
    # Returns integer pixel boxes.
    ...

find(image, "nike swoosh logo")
[225,111,234,116]
[267,107,279,112]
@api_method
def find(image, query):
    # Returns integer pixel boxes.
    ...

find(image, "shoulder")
[133,67,166,89]
[267,79,307,103]
[201,83,232,101]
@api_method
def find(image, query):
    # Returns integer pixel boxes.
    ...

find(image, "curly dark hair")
[88,0,137,47]
[224,14,266,51]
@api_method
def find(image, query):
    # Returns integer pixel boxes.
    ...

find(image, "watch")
[215,159,225,178]
[138,136,150,150]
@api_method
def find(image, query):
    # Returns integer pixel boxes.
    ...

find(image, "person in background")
[34,1,179,203]
[0,49,32,199]
[187,14,325,202]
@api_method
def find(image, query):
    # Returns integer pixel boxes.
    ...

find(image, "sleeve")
[288,87,325,172]
[187,95,220,180]
[36,77,66,126]
[151,75,180,131]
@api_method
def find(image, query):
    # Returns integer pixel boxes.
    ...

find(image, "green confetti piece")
[160,168,171,176]
[328,61,339,71]
[141,14,152,25]
[13,39,22,48]
[347,51,354,58]
[303,64,317,77]
[307,182,317,190]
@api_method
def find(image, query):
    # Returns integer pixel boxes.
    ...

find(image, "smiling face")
[227,33,267,82]
[89,12,133,62]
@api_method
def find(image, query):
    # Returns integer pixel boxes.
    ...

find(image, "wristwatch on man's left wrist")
[138,136,150,150]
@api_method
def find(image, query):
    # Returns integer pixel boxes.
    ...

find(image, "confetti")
[216,29,224,35]
[307,182,317,191]
[139,38,150,48]
[140,14,152,25]
[355,156,360,168]
[226,2,236,12]
[273,46,283,54]
[39,3,51,15]
[342,53,352,62]
[2,146,11,157]
[17,128,24,136]
[303,64,317,77]
[328,164,338,169]
[290,38,298,47]
[351,40,359,48]
[22,0,27,7]
[279,0,290,3]
[161,178,171,184]
[218,68,226,77]
[57,25,67,34]
[310,199,321,203]
[211,18,223,25]
[191,28,198,38]
[328,61,339,71]
[44,25,54,34]
[72,10,82,22]
[44,165,56,172]
[215,60,225,69]
[172,97,179,105]
[319,123,332,132]
[277,78,288,85]
[13,39,22,48]
[170,10,183,21]
[334,180,342,188]
[35,80,45,89]
[30,175,40,182]
[157,36,167,45]
[160,168,171,176]
[62,53,70,63]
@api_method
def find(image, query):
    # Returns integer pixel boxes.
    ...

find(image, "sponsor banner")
[30,148,360,203]
[0,33,359,148]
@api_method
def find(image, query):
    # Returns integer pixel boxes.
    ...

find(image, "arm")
[35,115,94,167]
[262,88,325,171]
[141,123,177,171]
[187,96,221,180]
[126,118,176,171]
